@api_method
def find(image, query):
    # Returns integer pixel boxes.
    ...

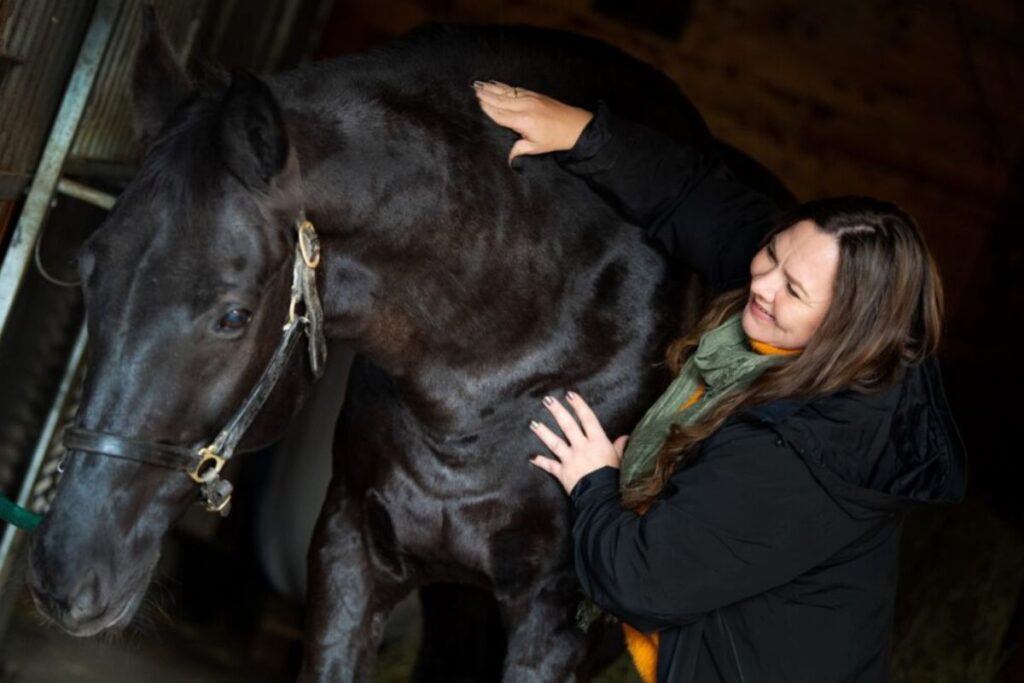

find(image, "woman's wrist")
[553,100,612,166]
[559,105,595,151]
[569,465,620,501]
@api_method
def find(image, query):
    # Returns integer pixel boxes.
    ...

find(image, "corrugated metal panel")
[0,0,96,199]
[0,0,330,194]
[69,0,206,170]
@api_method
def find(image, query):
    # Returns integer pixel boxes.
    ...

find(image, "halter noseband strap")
[61,216,327,516]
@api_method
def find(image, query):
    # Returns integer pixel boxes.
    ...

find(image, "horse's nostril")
[67,570,106,623]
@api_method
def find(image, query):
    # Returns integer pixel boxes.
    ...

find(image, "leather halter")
[61,217,328,516]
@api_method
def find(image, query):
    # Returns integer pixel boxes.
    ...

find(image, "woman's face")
[742,220,840,349]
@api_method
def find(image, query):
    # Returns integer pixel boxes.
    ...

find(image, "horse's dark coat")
[26,18,721,681]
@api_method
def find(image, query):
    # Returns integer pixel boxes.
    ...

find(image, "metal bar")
[56,178,117,210]
[266,0,305,70]
[179,11,204,65]
[0,326,87,579]
[0,0,122,337]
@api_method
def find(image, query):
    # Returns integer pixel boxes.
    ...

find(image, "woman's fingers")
[530,420,571,458]
[475,80,512,95]
[508,138,536,163]
[542,396,585,445]
[475,80,534,99]
[478,100,517,125]
[565,391,607,440]
[529,454,561,477]
[473,81,537,109]
[478,102,532,139]
[476,94,531,127]
[475,92,518,115]
[475,88,534,113]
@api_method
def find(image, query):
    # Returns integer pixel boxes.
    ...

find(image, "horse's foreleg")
[497,571,589,683]
[299,489,407,683]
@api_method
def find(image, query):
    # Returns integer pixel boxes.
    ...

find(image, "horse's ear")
[218,69,289,189]
[133,5,192,147]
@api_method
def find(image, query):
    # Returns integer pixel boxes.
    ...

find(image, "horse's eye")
[218,308,253,331]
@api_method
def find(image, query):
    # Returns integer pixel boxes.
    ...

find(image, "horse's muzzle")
[26,533,148,637]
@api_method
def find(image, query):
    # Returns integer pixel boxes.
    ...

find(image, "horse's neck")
[282,101,541,368]
[277,74,627,426]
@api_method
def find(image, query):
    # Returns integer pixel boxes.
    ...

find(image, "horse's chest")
[360,452,572,590]
[339,371,576,587]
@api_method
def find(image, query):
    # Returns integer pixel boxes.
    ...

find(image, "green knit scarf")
[619,312,793,490]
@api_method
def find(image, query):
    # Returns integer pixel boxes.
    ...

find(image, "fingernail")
[472,80,484,88]
[529,420,540,430]
[542,395,554,406]
[566,390,578,401]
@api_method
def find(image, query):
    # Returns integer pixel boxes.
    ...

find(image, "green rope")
[0,494,42,530]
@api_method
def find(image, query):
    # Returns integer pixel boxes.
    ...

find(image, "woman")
[475,81,966,682]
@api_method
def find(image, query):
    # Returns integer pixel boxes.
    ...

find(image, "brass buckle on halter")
[297,219,320,269]
[188,447,226,484]
[205,491,232,514]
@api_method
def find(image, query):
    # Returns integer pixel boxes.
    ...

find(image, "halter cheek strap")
[61,216,327,516]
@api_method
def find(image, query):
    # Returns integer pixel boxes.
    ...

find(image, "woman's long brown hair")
[621,196,944,512]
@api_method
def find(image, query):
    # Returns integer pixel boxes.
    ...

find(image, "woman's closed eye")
[766,241,807,301]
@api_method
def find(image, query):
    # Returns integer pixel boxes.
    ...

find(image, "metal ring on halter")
[297,219,321,268]
[188,447,226,484]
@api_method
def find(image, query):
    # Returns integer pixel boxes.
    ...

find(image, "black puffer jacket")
[557,104,967,682]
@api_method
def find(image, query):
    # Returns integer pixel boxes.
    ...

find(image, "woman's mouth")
[749,297,774,322]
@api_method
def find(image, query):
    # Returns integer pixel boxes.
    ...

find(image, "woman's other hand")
[473,81,594,164]
[529,391,629,495]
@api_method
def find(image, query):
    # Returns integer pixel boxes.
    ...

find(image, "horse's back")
[284,23,710,149]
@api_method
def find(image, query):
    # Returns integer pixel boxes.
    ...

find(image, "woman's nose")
[751,267,783,299]
[749,277,771,303]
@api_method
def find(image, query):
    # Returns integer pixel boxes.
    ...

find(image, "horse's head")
[26,12,317,636]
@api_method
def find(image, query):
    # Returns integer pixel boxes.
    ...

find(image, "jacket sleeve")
[555,102,779,290]
[569,428,861,633]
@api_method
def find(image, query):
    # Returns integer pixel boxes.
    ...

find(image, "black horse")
[26,15,760,681]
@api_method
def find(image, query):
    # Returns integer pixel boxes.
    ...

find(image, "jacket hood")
[747,357,967,518]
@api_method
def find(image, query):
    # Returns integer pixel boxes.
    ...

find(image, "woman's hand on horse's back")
[474,81,593,164]
[529,392,629,495]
